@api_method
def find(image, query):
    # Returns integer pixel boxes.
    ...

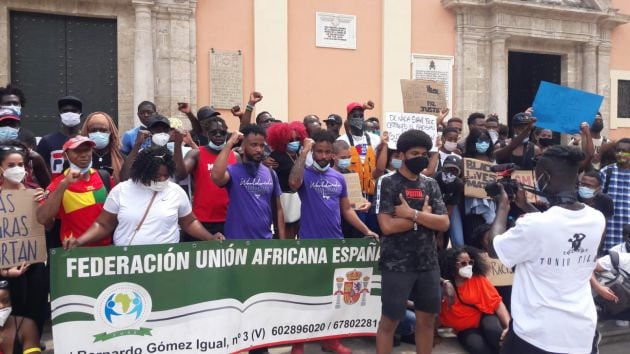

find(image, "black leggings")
[500,322,600,354]
[457,314,503,354]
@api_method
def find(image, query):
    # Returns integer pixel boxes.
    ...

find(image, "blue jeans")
[448,206,464,247]
[395,309,416,336]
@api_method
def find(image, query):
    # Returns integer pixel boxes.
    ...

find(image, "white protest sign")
[384,112,438,151]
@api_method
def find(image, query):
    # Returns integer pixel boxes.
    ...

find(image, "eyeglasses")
[456,260,475,267]
[0,146,24,151]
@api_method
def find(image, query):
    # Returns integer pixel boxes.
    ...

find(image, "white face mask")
[443,141,458,152]
[488,130,499,144]
[442,172,457,184]
[149,180,169,192]
[60,112,81,127]
[458,265,473,279]
[0,306,11,326]
[151,133,170,147]
[3,166,26,184]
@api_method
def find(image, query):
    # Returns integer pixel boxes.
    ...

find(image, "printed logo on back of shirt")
[565,233,588,255]
[405,188,423,200]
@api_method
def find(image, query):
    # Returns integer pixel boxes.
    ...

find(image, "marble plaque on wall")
[316,12,357,50]
[210,50,243,109]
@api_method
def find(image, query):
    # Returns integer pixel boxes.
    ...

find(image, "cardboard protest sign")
[400,79,447,114]
[511,170,538,203]
[532,81,603,134]
[384,112,437,150]
[481,254,514,286]
[463,158,497,198]
[0,189,46,268]
[343,173,368,209]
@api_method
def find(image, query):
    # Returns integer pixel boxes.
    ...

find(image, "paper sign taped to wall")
[532,81,603,134]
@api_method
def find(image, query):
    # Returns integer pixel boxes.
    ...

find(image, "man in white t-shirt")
[488,145,606,354]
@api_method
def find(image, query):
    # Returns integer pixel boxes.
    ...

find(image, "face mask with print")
[443,141,458,152]
[149,180,169,192]
[0,306,11,326]
[151,133,170,147]
[0,126,19,142]
[458,265,473,279]
[89,132,110,150]
[312,160,330,172]
[488,130,499,144]
[208,140,226,151]
[442,172,457,184]
[391,158,402,170]
[3,166,26,184]
[1,105,21,116]
[70,160,92,174]
[578,186,597,199]
[60,112,81,127]
[336,158,351,170]
[287,141,300,153]
[475,141,490,154]
[348,117,364,135]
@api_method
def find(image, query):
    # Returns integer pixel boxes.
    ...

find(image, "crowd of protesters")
[0,82,627,354]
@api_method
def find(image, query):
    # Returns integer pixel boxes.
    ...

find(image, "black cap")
[442,155,462,174]
[146,114,171,129]
[512,112,530,126]
[57,96,83,111]
[197,106,220,121]
[325,114,342,125]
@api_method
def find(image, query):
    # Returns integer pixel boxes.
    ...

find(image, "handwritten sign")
[463,158,497,198]
[210,50,243,109]
[343,173,367,209]
[400,79,447,114]
[0,190,46,268]
[532,81,603,134]
[511,170,538,203]
[482,254,514,286]
[384,112,438,150]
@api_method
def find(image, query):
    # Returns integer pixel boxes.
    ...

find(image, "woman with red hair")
[267,122,308,239]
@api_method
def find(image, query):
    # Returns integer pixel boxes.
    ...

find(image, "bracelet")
[245,104,254,112]
[413,210,419,231]
[441,279,451,286]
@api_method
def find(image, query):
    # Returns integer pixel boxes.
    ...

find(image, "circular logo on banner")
[94,282,152,329]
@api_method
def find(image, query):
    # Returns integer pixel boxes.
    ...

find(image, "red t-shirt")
[439,275,502,332]
[192,148,236,222]
[45,169,112,246]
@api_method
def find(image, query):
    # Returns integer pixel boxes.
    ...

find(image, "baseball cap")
[512,112,530,126]
[57,96,83,111]
[197,106,220,121]
[62,135,95,151]
[146,114,171,129]
[346,102,364,115]
[442,155,462,174]
[325,114,342,125]
[0,108,20,122]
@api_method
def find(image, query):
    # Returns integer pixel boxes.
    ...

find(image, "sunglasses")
[153,154,166,161]
[207,130,227,137]
[0,146,24,151]
[456,260,475,267]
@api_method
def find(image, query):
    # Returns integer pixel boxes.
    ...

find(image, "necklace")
[93,150,109,163]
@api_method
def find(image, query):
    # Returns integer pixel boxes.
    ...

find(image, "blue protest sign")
[532,81,603,134]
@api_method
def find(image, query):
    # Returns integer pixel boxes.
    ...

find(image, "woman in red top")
[439,246,510,354]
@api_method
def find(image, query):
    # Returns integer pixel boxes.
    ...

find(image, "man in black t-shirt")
[375,129,451,354]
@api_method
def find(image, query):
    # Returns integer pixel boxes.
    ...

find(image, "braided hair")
[130,146,175,186]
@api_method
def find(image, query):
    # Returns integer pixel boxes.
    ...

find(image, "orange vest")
[349,144,377,195]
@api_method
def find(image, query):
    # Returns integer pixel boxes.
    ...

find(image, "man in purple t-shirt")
[212,124,285,240]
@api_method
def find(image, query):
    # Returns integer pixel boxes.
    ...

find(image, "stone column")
[133,1,155,126]
[489,35,508,123]
[597,43,612,136]
[582,42,597,93]
[454,13,465,120]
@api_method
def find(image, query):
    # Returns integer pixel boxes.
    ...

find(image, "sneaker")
[615,320,630,327]
[321,339,352,354]
[291,343,304,354]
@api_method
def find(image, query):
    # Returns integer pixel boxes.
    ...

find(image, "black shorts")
[380,269,441,320]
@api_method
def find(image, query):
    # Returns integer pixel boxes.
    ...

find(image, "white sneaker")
[615,320,630,327]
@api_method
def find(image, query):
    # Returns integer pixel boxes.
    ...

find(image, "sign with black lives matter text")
[0,189,46,267]
[463,158,497,199]
[384,112,437,150]
[400,79,447,114]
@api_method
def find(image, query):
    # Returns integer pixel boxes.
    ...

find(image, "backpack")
[97,169,112,192]
[597,251,630,315]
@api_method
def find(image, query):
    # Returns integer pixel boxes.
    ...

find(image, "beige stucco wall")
[609,0,630,140]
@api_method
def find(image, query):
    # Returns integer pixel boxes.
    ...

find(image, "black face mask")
[348,117,364,135]
[405,156,429,175]
[538,138,554,147]
[591,121,604,134]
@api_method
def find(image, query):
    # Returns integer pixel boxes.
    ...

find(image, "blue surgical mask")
[475,141,490,154]
[391,159,402,169]
[312,161,330,172]
[578,186,597,199]
[287,141,300,153]
[0,126,19,142]
[336,158,351,169]
[208,141,226,151]
[1,105,21,116]
[70,160,92,174]
[88,132,110,150]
